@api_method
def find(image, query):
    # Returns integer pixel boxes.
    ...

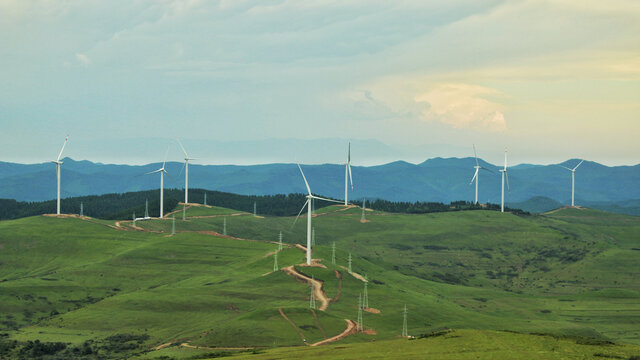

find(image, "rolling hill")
[0,203,638,359]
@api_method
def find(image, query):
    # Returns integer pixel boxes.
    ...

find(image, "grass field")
[0,203,638,358]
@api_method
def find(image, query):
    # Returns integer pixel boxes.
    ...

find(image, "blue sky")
[1,0,638,166]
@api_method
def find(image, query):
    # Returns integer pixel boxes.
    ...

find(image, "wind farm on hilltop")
[0,136,639,359]
[2,2,640,358]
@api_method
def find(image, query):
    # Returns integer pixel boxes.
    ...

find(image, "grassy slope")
[0,205,638,358]
[223,329,640,360]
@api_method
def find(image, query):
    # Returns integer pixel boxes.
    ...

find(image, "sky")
[0,0,638,166]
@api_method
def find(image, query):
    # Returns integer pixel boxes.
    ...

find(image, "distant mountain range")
[0,157,638,215]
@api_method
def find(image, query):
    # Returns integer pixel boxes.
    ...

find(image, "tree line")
[0,189,527,221]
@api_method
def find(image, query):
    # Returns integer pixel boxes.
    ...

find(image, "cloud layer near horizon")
[0,0,638,165]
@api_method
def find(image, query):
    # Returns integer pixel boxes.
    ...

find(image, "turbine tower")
[294,164,343,265]
[52,136,69,215]
[469,144,491,204]
[559,159,584,207]
[344,142,354,205]
[177,139,195,205]
[145,148,170,218]
[499,148,510,212]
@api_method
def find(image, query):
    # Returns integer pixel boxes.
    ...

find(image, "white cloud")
[414,84,506,132]
[75,53,91,67]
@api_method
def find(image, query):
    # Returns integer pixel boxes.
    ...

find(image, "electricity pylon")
[331,242,336,265]
[357,293,363,331]
[309,277,316,309]
[273,250,278,272]
[402,304,408,337]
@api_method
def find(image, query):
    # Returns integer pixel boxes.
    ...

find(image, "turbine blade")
[176,138,189,158]
[348,164,354,190]
[573,159,584,171]
[480,166,494,173]
[473,144,479,167]
[310,195,344,204]
[297,163,312,195]
[162,144,170,169]
[557,164,573,171]
[291,199,309,229]
[469,169,478,185]
[145,169,162,175]
[348,142,351,163]
[504,148,508,170]
[163,169,177,183]
[177,160,186,179]
[505,171,510,192]
[56,135,69,161]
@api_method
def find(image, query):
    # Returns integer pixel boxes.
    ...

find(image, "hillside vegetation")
[0,204,638,359]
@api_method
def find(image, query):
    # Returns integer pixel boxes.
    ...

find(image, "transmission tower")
[273,250,278,272]
[309,277,316,309]
[402,304,408,337]
[331,242,336,265]
[80,202,83,217]
[223,217,227,235]
[278,231,283,251]
[311,227,316,246]
[357,293,363,331]
[361,198,366,221]
[171,216,175,235]
[253,201,257,216]
[348,252,352,273]
[145,199,149,218]
[182,204,186,221]
[363,275,369,308]
[204,192,207,206]
[133,212,136,226]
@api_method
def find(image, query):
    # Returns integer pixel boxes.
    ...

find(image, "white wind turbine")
[146,148,170,218]
[344,142,354,206]
[469,145,491,204]
[177,139,196,205]
[558,159,584,207]
[52,135,69,215]
[499,148,510,212]
[294,164,343,265]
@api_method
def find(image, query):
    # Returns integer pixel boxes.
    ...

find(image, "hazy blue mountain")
[1,158,639,211]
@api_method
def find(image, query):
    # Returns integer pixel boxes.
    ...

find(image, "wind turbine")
[558,159,584,207]
[146,147,170,218]
[499,148,510,212]
[177,139,196,204]
[344,142,354,206]
[469,145,491,204]
[52,135,69,215]
[294,164,343,265]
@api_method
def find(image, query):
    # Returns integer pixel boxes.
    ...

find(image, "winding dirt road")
[310,319,358,347]
[282,265,331,311]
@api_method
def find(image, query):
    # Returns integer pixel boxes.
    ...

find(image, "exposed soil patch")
[338,266,368,282]
[282,265,330,311]
[310,319,358,346]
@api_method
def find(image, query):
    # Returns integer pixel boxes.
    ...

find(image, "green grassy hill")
[0,204,638,359]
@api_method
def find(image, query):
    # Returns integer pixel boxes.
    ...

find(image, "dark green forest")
[0,189,527,221]
[0,189,315,220]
